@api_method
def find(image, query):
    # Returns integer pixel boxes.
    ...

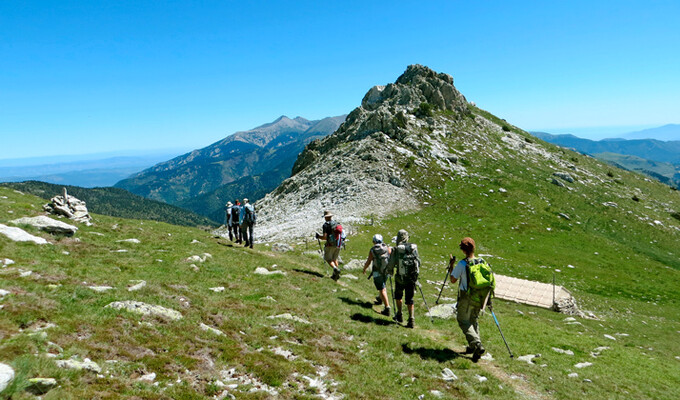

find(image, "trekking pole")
[317,237,323,254]
[489,304,513,358]
[416,282,433,323]
[436,255,456,304]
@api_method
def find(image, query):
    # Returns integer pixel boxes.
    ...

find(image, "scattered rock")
[552,347,574,356]
[267,313,310,324]
[0,224,49,244]
[220,367,278,396]
[271,243,294,252]
[481,353,494,361]
[89,286,114,292]
[19,270,33,277]
[583,378,592,383]
[209,286,225,293]
[558,213,571,220]
[128,280,146,291]
[426,303,456,319]
[105,301,182,320]
[0,289,10,297]
[0,363,14,392]
[26,377,57,395]
[190,239,201,244]
[271,347,297,360]
[551,178,565,187]
[254,267,286,276]
[1,258,15,266]
[604,334,617,341]
[341,273,358,280]
[43,188,92,225]
[117,238,140,244]
[441,368,458,381]
[591,346,610,357]
[55,358,101,373]
[602,202,618,208]
[568,373,579,378]
[11,215,78,235]
[184,253,212,263]
[342,259,364,271]
[475,375,488,383]
[553,172,575,183]
[517,354,540,364]
[262,296,277,302]
[139,372,156,382]
[575,362,592,369]
[430,389,443,397]
[199,323,224,336]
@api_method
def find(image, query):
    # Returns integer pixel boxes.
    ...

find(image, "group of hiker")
[317,211,495,363]
[224,199,257,248]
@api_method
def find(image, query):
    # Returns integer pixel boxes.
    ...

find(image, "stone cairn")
[43,188,92,225]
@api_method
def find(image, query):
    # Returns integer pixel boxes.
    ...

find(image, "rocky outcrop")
[0,224,49,244]
[43,188,92,225]
[10,216,78,235]
[105,301,183,320]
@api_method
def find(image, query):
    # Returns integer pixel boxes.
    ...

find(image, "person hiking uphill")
[231,199,243,244]
[315,211,343,281]
[363,234,392,316]
[390,229,421,328]
[225,201,235,241]
[450,237,493,362]
[241,198,256,249]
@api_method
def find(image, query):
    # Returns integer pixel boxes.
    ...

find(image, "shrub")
[502,125,511,132]
[607,171,615,178]
[415,102,434,118]
[632,195,640,202]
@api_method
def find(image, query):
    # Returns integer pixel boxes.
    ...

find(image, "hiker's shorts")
[394,280,415,305]
[324,245,340,262]
[372,272,387,291]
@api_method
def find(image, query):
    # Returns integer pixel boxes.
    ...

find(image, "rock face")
[254,65,476,242]
[43,188,92,225]
[0,224,49,244]
[10,215,78,235]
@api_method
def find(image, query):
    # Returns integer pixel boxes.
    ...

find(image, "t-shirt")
[451,258,474,292]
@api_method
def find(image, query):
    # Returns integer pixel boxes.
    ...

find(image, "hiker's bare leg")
[396,299,403,314]
[407,304,414,319]
[379,288,389,307]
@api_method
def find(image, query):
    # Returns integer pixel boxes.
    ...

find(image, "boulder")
[0,289,10,297]
[553,172,575,183]
[55,358,101,373]
[199,323,225,336]
[26,377,57,395]
[0,224,49,244]
[426,303,456,319]
[127,280,146,292]
[254,267,285,276]
[10,216,77,235]
[105,301,182,320]
[0,363,14,392]
[43,188,92,225]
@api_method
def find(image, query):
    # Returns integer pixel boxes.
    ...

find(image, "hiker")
[450,237,492,362]
[225,201,235,241]
[241,198,256,249]
[315,211,343,280]
[231,199,242,244]
[362,234,392,316]
[390,229,421,328]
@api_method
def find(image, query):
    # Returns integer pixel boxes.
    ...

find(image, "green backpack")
[465,258,495,304]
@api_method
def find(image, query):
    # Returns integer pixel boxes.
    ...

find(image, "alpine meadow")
[1,65,679,400]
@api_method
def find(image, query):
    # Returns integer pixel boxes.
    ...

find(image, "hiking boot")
[331,268,341,281]
[381,307,391,317]
[249,244,253,249]
[471,344,486,363]
[393,312,403,323]
[373,295,382,305]
[464,346,474,354]
[405,317,415,329]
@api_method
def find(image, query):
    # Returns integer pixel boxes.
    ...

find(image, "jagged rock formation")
[254,65,477,242]
[43,188,92,225]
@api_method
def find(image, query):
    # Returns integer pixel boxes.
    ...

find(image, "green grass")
[2,128,680,400]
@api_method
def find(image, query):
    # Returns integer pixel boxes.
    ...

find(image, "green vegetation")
[1,181,215,227]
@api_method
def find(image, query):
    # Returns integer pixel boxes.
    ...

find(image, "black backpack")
[231,206,240,221]
[400,243,420,283]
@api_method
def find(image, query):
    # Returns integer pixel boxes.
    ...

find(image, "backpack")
[326,221,346,247]
[465,258,495,304]
[231,205,240,221]
[243,204,256,224]
[370,243,390,275]
[398,243,420,283]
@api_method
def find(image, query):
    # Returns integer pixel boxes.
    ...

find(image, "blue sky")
[1,0,679,159]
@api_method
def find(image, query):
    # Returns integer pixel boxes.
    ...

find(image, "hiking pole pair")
[436,255,456,304]
[488,303,514,358]
[416,282,434,323]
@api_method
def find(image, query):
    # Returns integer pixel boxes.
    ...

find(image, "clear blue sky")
[1,0,679,159]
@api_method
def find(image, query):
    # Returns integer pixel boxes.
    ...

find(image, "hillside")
[114,115,346,207]
[595,152,680,189]
[1,181,215,227]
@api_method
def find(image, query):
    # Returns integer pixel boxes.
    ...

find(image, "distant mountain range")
[2,181,215,227]
[0,151,187,188]
[614,124,680,141]
[115,115,346,222]
[532,131,680,188]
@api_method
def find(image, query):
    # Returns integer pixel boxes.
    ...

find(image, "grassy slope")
[1,107,680,399]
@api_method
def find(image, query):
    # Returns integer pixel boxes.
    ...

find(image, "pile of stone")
[43,188,92,225]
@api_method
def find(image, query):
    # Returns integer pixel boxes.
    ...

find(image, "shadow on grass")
[401,343,461,362]
[293,268,325,278]
[339,296,374,309]
[350,312,395,326]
